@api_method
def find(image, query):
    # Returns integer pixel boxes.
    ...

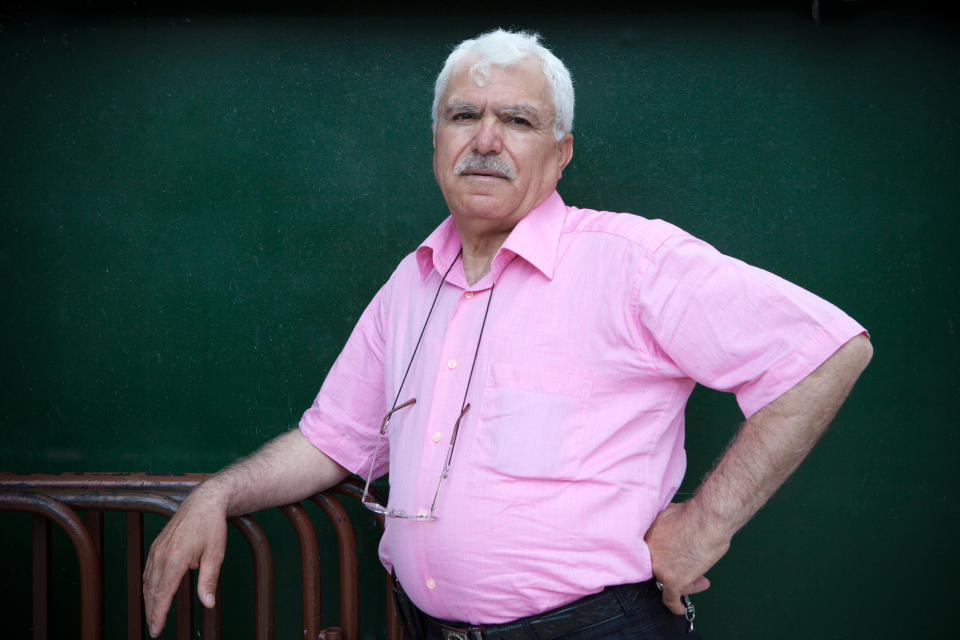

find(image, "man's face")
[432,57,573,232]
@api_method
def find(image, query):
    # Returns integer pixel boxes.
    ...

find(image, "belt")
[393,578,663,640]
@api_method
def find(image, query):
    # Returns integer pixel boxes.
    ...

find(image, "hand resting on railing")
[142,427,350,638]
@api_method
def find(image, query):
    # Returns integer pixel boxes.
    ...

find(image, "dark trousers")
[548,596,701,640]
[393,578,703,640]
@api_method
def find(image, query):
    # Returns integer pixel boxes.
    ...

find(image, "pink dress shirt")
[300,191,866,624]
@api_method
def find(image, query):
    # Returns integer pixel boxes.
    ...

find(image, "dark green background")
[2,2,957,638]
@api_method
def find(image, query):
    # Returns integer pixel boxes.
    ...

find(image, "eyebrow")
[500,106,544,126]
[443,102,547,128]
[443,102,481,118]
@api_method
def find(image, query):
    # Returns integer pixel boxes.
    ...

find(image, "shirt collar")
[416,190,567,284]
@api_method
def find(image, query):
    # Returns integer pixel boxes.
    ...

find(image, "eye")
[451,112,476,121]
[508,116,531,127]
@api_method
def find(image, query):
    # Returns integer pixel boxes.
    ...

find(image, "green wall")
[1,3,957,638]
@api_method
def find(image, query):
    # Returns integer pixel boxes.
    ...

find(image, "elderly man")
[143,29,871,639]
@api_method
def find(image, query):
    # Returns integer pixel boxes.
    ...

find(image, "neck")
[450,210,521,285]
[459,228,509,286]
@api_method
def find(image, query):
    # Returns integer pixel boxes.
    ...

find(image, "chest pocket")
[476,362,595,480]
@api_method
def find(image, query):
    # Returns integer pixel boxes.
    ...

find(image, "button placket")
[417,288,472,511]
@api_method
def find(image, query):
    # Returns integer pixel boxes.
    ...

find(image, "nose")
[472,114,503,155]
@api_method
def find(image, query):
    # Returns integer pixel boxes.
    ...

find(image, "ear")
[557,133,574,177]
[432,122,437,150]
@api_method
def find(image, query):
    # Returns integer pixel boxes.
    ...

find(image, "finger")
[196,545,226,608]
[660,584,687,615]
[659,575,710,617]
[143,549,183,637]
[144,569,177,636]
[686,575,711,595]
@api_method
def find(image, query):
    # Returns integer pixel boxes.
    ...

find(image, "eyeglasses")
[359,250,494,521]
[360,398,471,520]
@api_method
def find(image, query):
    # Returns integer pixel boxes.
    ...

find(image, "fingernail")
[149,624,157,637]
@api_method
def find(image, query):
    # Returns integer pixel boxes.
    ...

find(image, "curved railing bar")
[333,478,400,640]
[176,577,193,640]
[0,474,400,640]
[40,491,219,640]
[201,580,222,640]
[126,511,144,640]
[34,515,51,639]
[0,491,103,640]
[310,492,358,640]
[32,491,182,516]
[230,514,275,640]
[280,503,322,639]
[32,491,197,640]
[333,477,383,524]
[0,473,208,493]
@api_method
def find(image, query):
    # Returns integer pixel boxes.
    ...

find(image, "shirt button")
[447,359,458,369]
[426,578,437,590]
[432,432,443,443]
[464,291,474,299]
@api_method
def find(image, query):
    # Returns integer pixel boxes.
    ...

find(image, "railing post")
[200,580,222,639]
[2,474,398,640]
[230,515,275,640]
[126,511,145,640]
[1,492,104,640]
[32,514,51,640]
[85,510,105,572]
[280,503,322,639]
[310,494,357,640]
[176,575,193,640]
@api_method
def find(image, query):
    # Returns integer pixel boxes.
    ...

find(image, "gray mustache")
[454,154,516,179]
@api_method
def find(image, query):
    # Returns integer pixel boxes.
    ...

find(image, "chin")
[453,193,517,217]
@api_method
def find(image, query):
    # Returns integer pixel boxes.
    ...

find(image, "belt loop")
[611,585,635,617]
[520,619,540,640]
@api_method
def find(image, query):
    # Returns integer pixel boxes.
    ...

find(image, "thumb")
[686,575,711,595]
[196,549,224,609]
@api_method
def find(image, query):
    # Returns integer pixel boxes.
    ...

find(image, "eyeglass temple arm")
[429,403,469,514]
[361,398,417,502]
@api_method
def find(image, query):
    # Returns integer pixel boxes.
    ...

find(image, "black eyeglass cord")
[459,280,494,416]
[390,248,496,421]
[390,249,461,412]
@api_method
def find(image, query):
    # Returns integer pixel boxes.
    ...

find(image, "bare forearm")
[644,334,872,614]
[688,333,873,541]
[144,427,348,636]
[199,427,349,517]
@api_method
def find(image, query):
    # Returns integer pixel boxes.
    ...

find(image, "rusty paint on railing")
[126,511,145,640]
[280,503,322,639]
[232,514,275,640]
[0,491,104,640]
[0,473,401,640]
[310,493,358,640]
[33,514,51,640]
[334,479,400,640]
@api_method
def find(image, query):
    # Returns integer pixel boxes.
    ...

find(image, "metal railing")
[0,473,402,640]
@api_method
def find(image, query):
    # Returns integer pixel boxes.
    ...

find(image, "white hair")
[432,29,574,141]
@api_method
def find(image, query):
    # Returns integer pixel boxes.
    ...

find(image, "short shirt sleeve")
[636,232,867,418]
[299,284,391,478]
